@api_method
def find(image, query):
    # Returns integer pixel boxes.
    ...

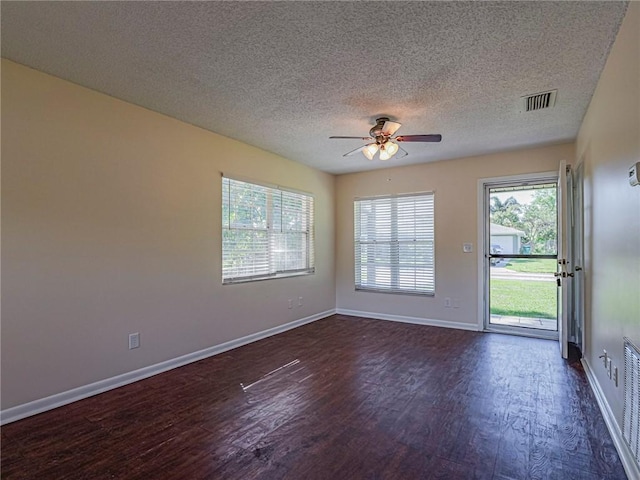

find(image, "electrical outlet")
[128,332,140,350]
[613,366,619,387]
[452,299,461,309]
[298,296,303,307]
[288,299,293,309]
[444,297,451,308]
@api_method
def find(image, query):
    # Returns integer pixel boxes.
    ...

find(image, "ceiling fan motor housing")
[369,117,391,142]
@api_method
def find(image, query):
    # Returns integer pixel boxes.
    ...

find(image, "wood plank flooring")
[1,315,627,479]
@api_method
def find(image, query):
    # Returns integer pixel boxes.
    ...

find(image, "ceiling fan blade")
[395,146,409,158]
[343,145,366,157]
[330,136,373,140]
[381,120,402,136]
[395,134,442,143]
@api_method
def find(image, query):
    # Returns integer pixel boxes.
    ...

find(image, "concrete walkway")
[490,314,557,331]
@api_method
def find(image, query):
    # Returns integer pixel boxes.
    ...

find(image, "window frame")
[222,175,315,284]
[354,191,435,296]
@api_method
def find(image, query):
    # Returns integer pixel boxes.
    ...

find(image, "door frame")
[571,162,585,353]
[476,171,559,338]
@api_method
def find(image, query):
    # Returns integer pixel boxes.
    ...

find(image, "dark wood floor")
[1,315,627,479]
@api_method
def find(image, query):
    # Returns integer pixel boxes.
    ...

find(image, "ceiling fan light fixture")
[383,140,399,157]
[379,148,391,161]
[362,143,379,160]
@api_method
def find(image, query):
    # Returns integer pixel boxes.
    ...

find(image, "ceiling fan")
[330,117,442,161]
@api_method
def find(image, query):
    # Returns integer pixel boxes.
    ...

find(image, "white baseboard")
[1,309,336,425]
[582,358,640,480]
[335,309,480,332]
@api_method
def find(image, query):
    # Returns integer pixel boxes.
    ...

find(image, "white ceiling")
[1,1,628,174]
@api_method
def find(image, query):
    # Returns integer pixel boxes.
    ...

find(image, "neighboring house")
[490,223,525,254]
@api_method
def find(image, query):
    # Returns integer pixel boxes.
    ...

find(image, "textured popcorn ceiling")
[1,1,628,174]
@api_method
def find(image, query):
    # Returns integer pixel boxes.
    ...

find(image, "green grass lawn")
[490,279,557,319]
[504,258,557,274]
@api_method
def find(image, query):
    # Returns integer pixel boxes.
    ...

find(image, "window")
[354,192,435,295]
[222,176,314,283]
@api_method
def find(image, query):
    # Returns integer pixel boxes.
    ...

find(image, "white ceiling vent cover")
[521,90,557,112]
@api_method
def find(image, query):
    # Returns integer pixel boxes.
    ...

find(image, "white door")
[557,161,570,359]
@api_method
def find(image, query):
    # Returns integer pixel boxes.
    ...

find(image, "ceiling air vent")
[521,90,557,112]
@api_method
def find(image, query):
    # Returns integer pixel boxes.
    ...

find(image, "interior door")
[557,160,570,359]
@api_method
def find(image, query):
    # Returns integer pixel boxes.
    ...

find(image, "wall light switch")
[128,332,140,350]
[463,243,473,253]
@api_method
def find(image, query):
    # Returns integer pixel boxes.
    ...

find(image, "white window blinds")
[222,176,314,283]
[354,192,435,295]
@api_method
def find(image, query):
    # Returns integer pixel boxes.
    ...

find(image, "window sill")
[355,287,435,297]
[223,270,315,285]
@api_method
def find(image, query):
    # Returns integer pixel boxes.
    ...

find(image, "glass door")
[484,178,559,337]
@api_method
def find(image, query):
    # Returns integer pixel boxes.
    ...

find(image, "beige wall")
[576,2,640,424]
[1,60,336,409]
[335,143,574,324]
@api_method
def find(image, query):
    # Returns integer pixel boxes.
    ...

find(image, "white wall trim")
[335,309,480,332]
[582,358,640,480]
[1,309,336,425]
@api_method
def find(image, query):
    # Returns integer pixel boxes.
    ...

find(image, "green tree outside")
[490,187,557,254]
